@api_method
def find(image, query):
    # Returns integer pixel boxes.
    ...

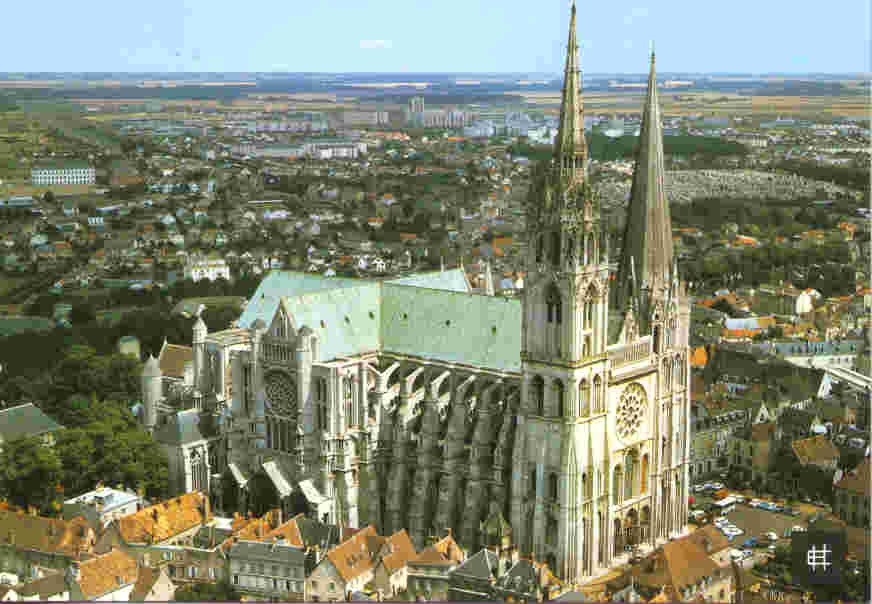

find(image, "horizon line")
[0,71,868,77]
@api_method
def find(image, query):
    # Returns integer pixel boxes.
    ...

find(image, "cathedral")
[140,2,691,583]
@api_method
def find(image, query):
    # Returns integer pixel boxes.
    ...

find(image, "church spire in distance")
[613,45,674,313]
[553,0,587,184]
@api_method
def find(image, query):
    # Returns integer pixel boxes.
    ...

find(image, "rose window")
[617,383,647,440]
[265,371,297,417]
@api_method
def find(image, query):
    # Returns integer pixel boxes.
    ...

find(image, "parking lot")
[720,504,807,545]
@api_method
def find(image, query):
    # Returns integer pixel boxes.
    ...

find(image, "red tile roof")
[325,525,378,583]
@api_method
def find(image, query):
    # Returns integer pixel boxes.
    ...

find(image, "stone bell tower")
[512,0,611,581]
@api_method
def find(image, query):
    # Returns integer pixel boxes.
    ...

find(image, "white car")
[765,531,777,541]
[711,482,725,489]
[792,525,806,533]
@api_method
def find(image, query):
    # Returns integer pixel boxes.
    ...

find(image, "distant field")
[508,89,871,117]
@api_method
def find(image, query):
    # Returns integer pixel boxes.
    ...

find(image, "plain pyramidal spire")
[613,47,674,311]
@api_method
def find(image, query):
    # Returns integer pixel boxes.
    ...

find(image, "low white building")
[184,256,230,282]
[31,160,95,186]
[63,486,145,531]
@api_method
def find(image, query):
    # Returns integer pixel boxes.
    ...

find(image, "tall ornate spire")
[613,48,674,312]
[553,0,587,184]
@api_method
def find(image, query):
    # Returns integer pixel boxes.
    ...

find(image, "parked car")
[765,532,778,541]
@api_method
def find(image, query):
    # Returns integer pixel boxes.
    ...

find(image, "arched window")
[593,375,603,413]
[546,518,558,547]
[550,232,561,265]
[536,235,544,263]
[529,469,537,497]
[624,452,636,501]
[581,473,590,499]
[653,325,660,353]
[343,377,353,428]
[554,379,565,418]
[548,473,559,501]
[613,465,623,505]
[546,286,562,324]
[584,288,596,329]
[532,376,545,416]
[579,380,590,416]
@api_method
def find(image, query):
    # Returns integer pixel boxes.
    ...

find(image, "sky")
[2,0,869,74]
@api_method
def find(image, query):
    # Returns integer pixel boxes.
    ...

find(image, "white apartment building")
[31,160,96,186]
[184,256,231,282]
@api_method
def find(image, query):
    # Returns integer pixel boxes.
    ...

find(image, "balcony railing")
[262,337,294,364]
[609,337,653,368]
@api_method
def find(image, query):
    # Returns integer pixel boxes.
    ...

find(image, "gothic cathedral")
[511,2,691,580]
[140,1,691,585]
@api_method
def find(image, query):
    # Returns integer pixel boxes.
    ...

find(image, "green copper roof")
[387,268,470,294]
[239,268,519,371]
[281,282,382,361]
[238,271,360,329]
[381,284,521,372]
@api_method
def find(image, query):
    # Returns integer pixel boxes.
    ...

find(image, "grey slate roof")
[452,548,498,580]
[0,403,63,443]
[193,525,233,549]
[495,558,540,596]
[153,409,207,445]
[553,590,591,601]
[295,516,344,551]
[227,539,306,565]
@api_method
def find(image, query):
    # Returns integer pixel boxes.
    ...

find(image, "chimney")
[152,509,159,522]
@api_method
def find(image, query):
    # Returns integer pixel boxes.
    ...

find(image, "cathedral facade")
[141,3,691,583]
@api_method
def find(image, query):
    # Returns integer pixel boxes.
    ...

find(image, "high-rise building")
[409,96,425,115]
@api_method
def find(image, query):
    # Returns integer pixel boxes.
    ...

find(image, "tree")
[174,581,240,601]
[71,302,97,325]
[0,436,63,513]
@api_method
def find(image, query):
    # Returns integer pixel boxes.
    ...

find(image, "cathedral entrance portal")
[640,505,651,543]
